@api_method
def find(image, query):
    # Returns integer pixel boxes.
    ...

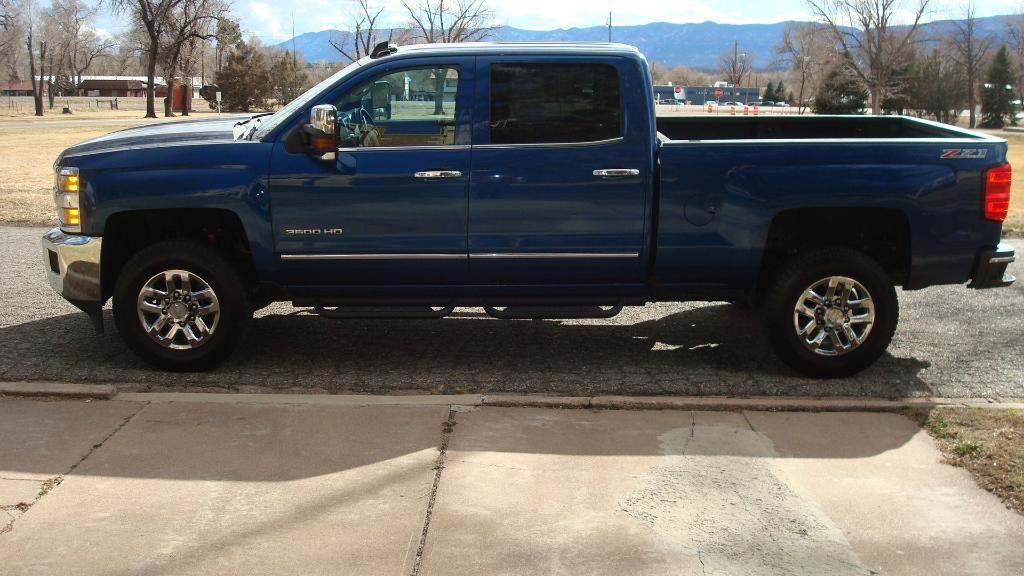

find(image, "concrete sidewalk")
[0,395,1021,575]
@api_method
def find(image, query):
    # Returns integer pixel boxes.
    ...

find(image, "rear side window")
[489,63,621,145]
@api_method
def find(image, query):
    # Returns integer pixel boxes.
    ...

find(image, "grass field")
[1,116,1022,233]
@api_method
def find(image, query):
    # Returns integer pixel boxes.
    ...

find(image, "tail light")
[984,163,1011,222]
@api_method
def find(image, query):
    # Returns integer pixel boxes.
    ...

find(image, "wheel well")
[101,209,255,301]
[758,208,911,298]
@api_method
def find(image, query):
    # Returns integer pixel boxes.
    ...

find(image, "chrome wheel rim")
[136,269,220,350]
[793,276,875,357]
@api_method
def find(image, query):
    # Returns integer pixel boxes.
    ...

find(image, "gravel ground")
[3,225,1022,398]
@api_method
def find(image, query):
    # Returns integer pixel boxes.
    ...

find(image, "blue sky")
[93,0,1020,43]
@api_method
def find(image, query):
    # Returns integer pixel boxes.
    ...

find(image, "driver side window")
[335,65,460,148]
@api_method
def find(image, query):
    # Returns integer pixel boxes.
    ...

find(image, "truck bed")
[652,115,1008,295]
[655,115,991,141]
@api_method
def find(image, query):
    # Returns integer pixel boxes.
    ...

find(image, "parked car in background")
[704,100,719,107]
[42,41,1016,377]
[774,101,788,107]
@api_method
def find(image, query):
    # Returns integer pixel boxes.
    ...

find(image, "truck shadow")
[0,302,933,398]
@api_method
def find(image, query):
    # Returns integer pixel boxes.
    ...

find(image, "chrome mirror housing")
[309,104,337,136]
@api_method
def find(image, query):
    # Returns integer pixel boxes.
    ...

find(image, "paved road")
[3,225,1022,398]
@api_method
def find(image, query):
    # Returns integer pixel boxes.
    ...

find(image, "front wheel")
[113,240,252,371]
[761,247,898,378]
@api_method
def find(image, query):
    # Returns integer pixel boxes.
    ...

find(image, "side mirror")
[305,104,337,154]
[371,81,390,114]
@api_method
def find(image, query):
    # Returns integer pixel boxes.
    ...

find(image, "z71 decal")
[940,148,987,159]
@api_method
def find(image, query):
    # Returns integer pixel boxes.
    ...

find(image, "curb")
[0,381,117,400]
[3,384,1022,412]
[480,394,1024,412]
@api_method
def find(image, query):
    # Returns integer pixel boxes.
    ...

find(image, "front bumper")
[41,227,103,313]
[969,242,1016,289]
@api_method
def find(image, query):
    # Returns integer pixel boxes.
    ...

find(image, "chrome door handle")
[593,168,640,177]
[414,170,462,179]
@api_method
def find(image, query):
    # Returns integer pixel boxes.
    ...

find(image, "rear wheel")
[113,240,251,371]
[761,247,898,378]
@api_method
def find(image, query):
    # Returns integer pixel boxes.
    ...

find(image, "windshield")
[251,60,365,140]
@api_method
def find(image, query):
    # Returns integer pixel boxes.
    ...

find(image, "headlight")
[55,166,81,232]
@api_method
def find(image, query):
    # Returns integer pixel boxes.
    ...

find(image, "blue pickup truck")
[42,42,1016,377]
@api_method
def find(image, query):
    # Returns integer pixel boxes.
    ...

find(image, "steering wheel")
[358,106,374,126]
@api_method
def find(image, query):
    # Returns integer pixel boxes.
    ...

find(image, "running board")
[483,304,623,320]
[313,304,455,319]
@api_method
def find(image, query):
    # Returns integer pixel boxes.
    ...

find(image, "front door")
[468,58,650,287]
[270,57,474,288]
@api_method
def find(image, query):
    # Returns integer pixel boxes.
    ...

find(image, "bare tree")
[718,40,751,101]
[159,0,218,116]
[1004,8,1024,106]
[330,0,385,62]
[0,0,23,79]
[24,0,47,116]
[50,0,115,94]
[776,22,829,113]
[806,0,930,114]
[0,0,14,30]
[948,1,993,128]
[108,0,184,118]
[402,0,495,44]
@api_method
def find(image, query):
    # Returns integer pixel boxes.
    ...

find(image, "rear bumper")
[969,242,1016,289]
[41,227,103,313]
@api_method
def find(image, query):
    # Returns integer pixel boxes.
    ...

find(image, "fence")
[2,96,211,115]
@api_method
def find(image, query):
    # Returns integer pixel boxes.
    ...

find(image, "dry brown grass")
[909,407,1024,515]
[0,127,115,225]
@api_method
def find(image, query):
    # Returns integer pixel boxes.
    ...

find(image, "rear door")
[467,57,650,286]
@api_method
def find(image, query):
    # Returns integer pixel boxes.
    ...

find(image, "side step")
[313,304,455,319]
[483,304,623,320]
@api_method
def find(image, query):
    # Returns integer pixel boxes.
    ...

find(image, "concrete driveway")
[1,395,1021,575]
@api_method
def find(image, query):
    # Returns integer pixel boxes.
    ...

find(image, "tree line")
[3,0,1021,127]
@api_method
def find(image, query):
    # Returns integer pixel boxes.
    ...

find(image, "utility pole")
[291,11,296,67]
[607,12,612,43]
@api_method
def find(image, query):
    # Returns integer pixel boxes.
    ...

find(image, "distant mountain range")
[275,15,1014,71]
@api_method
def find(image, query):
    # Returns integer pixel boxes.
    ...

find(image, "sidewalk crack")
[0,401,149,537]
[409,405,456,576]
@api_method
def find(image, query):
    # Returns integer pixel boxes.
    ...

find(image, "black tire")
[761,247,898,378]
[113,240,252,371]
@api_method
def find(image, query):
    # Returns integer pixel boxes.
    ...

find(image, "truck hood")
[60,114,259,158]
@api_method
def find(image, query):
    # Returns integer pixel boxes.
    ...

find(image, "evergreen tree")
[763,80,776,101]
[215,40,274,112]
[775,80,787,102]
[812,65,868,114]
[981,45,1018,128]
[269,51,310,105]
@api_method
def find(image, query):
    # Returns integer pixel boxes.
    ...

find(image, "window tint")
[489,63,621,145]
[335,66,459,147]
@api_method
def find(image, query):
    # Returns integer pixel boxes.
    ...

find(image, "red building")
[77,79,147,97]
[0,80,46,97]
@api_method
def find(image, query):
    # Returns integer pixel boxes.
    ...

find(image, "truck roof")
[379,41,644,60]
